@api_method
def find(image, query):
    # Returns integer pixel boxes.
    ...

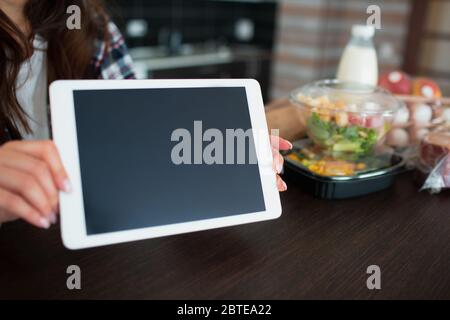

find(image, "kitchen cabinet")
[137,49,273,102]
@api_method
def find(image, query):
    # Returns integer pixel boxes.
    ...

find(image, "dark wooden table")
[1,172,450,299]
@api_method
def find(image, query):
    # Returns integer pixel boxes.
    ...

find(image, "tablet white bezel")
[50,79,281,250]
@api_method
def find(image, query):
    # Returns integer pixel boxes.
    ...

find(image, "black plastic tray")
[284,152,406,200]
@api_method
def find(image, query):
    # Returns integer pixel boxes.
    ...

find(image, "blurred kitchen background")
[106,0,450,102]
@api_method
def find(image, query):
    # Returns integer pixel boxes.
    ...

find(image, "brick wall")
[271,0,412,99]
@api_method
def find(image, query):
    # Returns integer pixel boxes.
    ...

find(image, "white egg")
[387,128,409,147]
[442,108,450,123]
[393,106,410,126]
[410,127,429,142]
[412,103,432,126]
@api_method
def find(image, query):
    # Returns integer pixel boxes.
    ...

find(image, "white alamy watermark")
[66,5,81,30]
[366,265,381,290]
[366,5,381,29]
[170,121,278,168]
[66,265,81,290]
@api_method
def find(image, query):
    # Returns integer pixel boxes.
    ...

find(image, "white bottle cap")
[351,25,375,39]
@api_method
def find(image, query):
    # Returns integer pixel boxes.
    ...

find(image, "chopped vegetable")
[286,145,390,177]
[306,113,379,154]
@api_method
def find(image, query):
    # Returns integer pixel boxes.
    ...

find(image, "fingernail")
[62,179,72,193]
[288,142,294,150]
[39,217,50,229]
[49,213,57,225]
[282,181,288,191]
[276,162,283,174]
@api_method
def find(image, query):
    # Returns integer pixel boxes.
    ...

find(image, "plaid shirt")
[92,22,136,80]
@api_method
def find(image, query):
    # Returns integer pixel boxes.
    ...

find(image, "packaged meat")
[420,132,450,193]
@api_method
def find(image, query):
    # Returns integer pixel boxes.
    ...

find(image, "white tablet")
[49,79,281,250]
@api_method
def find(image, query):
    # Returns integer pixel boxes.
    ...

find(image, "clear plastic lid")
[290,79,403,116]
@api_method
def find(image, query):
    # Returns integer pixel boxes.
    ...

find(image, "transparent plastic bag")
[421,154,450,194]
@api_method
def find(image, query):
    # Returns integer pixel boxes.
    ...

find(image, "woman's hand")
[0,141,71,229]
[270,135,293,192]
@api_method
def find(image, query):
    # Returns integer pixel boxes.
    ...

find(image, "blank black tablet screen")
[73,87,266,235]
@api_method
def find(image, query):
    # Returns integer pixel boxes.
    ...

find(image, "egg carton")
[386,95,450,149]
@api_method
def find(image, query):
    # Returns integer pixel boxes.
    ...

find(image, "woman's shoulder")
[91,21,136,80]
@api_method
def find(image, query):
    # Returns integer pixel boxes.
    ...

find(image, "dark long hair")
[0,0,109,140]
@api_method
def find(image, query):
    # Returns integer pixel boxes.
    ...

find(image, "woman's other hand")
[270,135,293,192]
[0,141,71,228]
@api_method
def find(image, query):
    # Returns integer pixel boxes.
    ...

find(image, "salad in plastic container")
[290,79,403,155]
